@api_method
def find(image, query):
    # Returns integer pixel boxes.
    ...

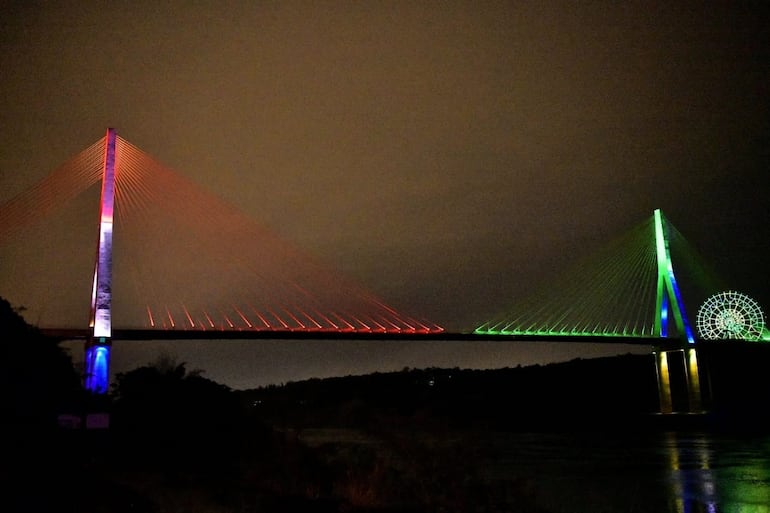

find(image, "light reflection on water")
[664,432,770,513]
[484,430,770,513]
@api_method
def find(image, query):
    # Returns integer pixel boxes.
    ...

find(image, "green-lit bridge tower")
[653,209,695,343]
[473,208,705,413]
[651,208,702,413]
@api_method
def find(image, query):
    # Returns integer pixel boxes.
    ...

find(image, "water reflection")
[664,432,770,513]
[485,431,770,513]
[665,432,717,512]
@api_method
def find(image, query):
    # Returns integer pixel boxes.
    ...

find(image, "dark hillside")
[243,343,770,432]
[243,353,662,432]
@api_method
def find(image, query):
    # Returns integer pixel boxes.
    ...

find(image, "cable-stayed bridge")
[0,129,451,392]
[474,210,725,342]
[1,129,765,408]
[1,130,443,337]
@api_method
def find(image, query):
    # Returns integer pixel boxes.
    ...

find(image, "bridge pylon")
[653,209,695,344]
[84,128,116,394]
[651,209,706,413]
[654,347,706,414]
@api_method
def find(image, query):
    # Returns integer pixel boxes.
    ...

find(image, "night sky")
[1,2,768,389]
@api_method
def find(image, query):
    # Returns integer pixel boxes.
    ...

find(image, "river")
[481,429,770,512]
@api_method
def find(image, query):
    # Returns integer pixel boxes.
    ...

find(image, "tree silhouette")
[110,355,245,473]
[0,296,82,427]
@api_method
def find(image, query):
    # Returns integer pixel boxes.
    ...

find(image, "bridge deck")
[40,328,674,346]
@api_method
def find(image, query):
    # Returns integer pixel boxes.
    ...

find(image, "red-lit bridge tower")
[84,128,116,394]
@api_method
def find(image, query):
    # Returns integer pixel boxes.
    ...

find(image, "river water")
[481,430,770,513]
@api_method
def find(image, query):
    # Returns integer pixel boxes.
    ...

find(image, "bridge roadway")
[40,328,678,347]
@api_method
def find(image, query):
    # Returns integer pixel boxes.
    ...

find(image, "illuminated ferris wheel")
[696,291,765,341]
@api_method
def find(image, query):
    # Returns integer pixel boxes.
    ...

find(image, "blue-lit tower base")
[84,338,111,394]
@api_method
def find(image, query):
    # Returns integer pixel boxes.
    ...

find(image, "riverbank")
[242,345,770,434]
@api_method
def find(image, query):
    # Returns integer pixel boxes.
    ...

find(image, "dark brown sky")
[1,2,768,387]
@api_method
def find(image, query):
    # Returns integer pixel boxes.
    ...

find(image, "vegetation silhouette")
[0,297,82,428]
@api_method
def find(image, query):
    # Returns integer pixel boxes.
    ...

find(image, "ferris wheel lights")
[696,291,765,341]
